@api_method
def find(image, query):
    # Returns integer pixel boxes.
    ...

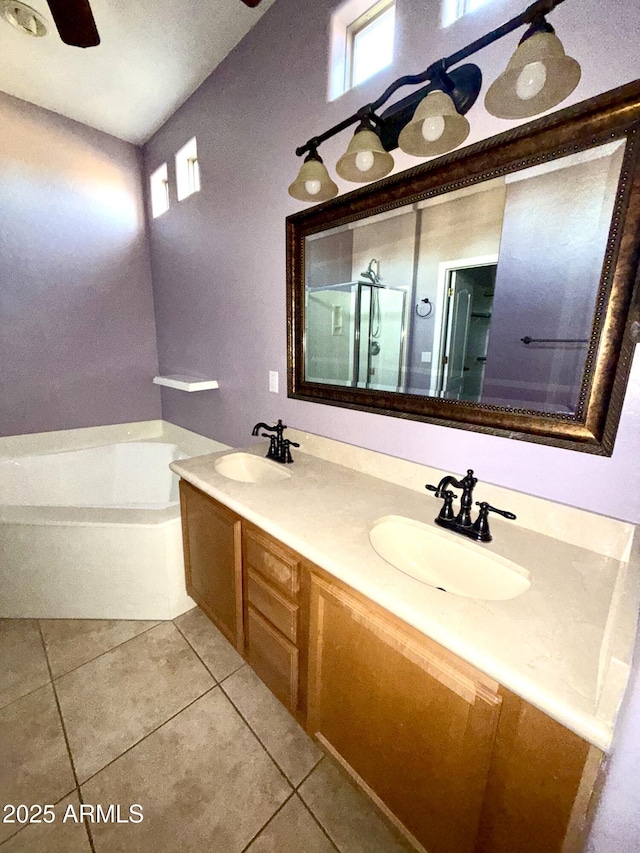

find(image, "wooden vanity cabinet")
[476,690,602,853]
[242,524,304,716]
[179,481,243,650]
[178,482,602,853]
[306,568,503,853]
[305,565,602,853]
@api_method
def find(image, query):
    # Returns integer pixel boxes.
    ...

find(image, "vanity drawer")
[244,527,300,600]
[247,570,298,643]
[246,605,299,710]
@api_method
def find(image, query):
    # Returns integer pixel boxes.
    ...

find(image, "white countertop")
[171,444,639,752]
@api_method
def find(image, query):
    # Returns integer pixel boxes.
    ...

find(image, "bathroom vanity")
[173,437,638,853]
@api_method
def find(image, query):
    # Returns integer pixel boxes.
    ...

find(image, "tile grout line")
[0,789,85,848]
[171,617,234,684]
[295,791,342,852]
[238,789,297,853]
[293,754,325,792]
[77,684,219,788]
[36,620,97,853]
[293,761,342,853]
[44,619,163,682]
[216,677,297,791]
[173,617,329,819]
[0,679,53,715]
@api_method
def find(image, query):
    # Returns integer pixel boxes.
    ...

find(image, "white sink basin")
[369,515,530,601]
[213,452,293,484]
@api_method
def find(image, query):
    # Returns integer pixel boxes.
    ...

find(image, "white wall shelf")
[153,375,219,392]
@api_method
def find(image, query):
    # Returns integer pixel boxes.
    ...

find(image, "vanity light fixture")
[287,149,339,202]
[335,118,395,182]
[484,18,581,119]
[288,0,580,203]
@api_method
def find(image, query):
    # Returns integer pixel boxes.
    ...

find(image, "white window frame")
[150,163,169,218]
[175,137,200,202]
[442,0,493,27]
[329,0,395,101]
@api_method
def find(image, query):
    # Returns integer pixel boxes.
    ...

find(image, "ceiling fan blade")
[240,0,263,6]
[45,0,100,47]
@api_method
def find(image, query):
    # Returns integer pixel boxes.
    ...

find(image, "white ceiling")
[0,0,276,145]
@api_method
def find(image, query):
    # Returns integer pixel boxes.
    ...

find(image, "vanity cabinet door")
[179,480,243,650]
[475,689,601,853]
[307,570,502,853]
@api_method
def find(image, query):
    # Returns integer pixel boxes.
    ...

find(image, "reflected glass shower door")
[305,282,406,389]
[356,284,406,391]
[305,284,358,386]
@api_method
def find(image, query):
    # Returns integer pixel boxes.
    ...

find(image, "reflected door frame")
[430,254,499,397]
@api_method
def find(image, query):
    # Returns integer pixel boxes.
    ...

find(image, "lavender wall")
[144,0,640,524]
[143,2,640,848]
[0,92,160,437]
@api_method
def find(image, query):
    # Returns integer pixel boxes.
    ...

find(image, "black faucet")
[426,469,515,542]
[251,419,300,464]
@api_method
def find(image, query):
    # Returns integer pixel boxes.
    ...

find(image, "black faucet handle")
[475,501,516,521]
[439,489,457,521]
[471,502,516,542]
[281,438,299,464]
[427,484,458,521]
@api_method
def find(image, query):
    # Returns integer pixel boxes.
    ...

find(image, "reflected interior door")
[440,271,472,398]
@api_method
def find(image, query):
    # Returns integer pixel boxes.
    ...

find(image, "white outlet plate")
[421,352,432,363]
[269,371,279,393]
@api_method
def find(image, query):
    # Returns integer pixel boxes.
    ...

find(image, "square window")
[150,163,169,218]
[329,0,395,100]
[175,137,200,202]
[442,0,492,27]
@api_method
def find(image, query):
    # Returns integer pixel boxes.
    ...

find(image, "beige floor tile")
[55,622,214,783]
[0,619,50,710]
[246,795,337,853]
[0,793,91,852]
[299,759,415,853]
[41,618,158,678]
[81,687,292,853]
[174,607,244,680]
[0,684,75,844]
[223,665,321,785]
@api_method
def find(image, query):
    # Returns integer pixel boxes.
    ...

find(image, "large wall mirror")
[287,82,640,455]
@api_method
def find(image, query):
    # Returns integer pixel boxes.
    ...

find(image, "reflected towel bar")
[520,336,588,345]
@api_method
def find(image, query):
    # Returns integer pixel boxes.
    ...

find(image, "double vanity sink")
[173,441,637,752]
[215,450,531,602]
[172,438,638,852]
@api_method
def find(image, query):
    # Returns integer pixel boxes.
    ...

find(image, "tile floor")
[0,608,414,852]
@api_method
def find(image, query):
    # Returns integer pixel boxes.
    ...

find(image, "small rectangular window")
[329,0,395,100]
[442,0,492,27]
[347,1,394,90]
[150,163,169,218]
[176,137,200,202]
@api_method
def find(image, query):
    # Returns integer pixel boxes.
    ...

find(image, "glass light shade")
[288,157,338,202]
[335,127,394,183]
[484,31,581,119]
[397,90,470,157]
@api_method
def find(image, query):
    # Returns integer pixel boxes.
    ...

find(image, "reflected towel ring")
[415,298,433,318]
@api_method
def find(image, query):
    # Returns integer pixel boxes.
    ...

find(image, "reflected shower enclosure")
[305,281,407,391]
